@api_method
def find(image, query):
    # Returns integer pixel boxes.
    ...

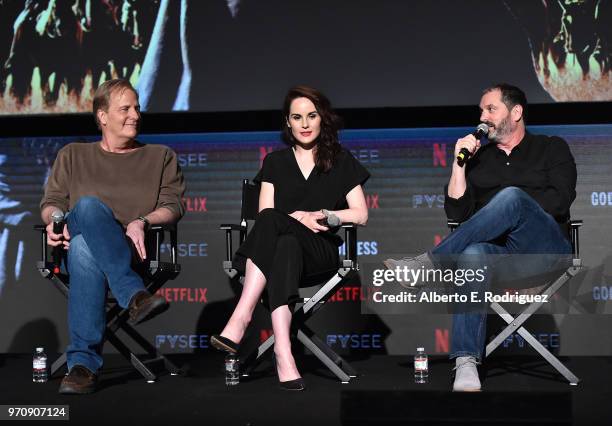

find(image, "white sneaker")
[382,252,434,289]
[452,356,481,392]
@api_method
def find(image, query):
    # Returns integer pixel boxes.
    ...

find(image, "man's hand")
[454,134,481,163]
[126,219,147,260]
[46,221,70,249]
[298,211,329,233]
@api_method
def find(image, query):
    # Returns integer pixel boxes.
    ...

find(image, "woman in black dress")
[212,86,369,390]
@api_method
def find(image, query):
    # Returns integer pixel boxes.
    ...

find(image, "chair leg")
[50,353,67,377]
[299,324,358,378]
[296,329,351,383]
[515,325,580,385]
[486,302,580,385]
[241,334,275,377]
[486,269,575,351]
[106,331,157,383]
[120,322,182,375]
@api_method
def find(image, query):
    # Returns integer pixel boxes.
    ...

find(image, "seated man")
[40,79,185,394]
[385,83,576,391]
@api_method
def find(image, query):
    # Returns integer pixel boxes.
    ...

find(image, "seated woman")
[211,85,369,391]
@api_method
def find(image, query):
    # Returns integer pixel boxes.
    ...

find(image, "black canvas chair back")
[34,224,182,382]
[241,179,260,222]
[220,179,360,383]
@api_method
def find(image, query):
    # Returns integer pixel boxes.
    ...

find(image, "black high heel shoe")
[279,378,305,391]
[210,335,239,354]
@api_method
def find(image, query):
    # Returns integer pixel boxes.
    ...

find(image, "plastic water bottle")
[414,347,428,384]
[32,347,48,383]
[225,354,239,386]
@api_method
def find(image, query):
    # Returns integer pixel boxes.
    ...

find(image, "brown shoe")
[59,365,97,394]
[128,291,169,325]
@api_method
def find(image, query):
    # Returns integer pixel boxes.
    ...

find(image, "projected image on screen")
[505,0,612,101]
[0,0,610,115]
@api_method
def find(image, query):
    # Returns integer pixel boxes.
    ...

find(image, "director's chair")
[34,224,182,383]
[220,179,359,383]
[448,219,583,385]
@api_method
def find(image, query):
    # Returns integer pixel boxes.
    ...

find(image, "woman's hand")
[291,210,329,233]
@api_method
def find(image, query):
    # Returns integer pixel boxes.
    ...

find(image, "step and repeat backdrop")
[1,124,611,356]
[1,0,611,115]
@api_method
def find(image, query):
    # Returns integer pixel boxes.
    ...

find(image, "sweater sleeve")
[40,145,71,214]
[156,148,186,218]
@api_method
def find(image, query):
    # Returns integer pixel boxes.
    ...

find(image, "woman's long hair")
[281,85,342,173]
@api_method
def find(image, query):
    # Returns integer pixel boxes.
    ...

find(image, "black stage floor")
[0,354,610,425]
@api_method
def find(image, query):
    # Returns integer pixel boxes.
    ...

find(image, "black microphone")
[456,123,489,167]
[51,210,65,274]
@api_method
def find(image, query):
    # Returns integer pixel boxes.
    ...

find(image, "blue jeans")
[65,196,145,374]
[431,187,572,361]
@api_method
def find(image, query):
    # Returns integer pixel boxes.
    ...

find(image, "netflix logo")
[183,196,207,213]
[435,328,449,353]
[366,194,379,209]
[156,287,208,303]
[328,285,374,302]
[259,146,274,167]
[433,143,449,167]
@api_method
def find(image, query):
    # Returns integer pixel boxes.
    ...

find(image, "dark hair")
[281,85,342,172]
[93,79,138,130]
[483,83,528,121]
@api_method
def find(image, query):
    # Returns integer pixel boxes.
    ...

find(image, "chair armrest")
[220,224,247,231]
[149,223,176,232]
[219,223,248,264]
[447,219,460,231]
[569,220,582,258]
[147,224,179,265]
[341,223,359,269]
[33,224,49,263]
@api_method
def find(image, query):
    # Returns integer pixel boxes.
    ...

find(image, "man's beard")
[487,115,513,143]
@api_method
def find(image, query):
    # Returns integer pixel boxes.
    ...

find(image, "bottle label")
[414,359,428,371]
[33,359,46,369]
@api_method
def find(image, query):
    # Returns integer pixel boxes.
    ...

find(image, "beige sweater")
[40,142,185,226]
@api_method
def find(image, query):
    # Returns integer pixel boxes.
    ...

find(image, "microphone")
[51,210,65,274]
[318,209,341,227]
[456,123,489,167]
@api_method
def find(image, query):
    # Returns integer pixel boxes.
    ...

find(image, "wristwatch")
[136,216,150,230]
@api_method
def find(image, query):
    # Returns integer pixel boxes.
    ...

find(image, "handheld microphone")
[51,210,65,274]
[318,209,341,227]
[457,123,489,167]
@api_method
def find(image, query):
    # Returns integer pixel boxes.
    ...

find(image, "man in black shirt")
[384,83,576,391]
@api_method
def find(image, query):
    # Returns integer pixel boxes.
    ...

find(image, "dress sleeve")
[253,152,276,185]
[338,150,370,196]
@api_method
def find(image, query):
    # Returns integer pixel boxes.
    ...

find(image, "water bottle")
[225,354,239,386]
[32,347,48,383]
[414,347,428,384]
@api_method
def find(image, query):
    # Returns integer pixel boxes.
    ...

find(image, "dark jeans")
[431,187,572,361]
[65,196,145,374]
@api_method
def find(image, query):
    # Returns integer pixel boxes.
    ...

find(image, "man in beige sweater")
[40,79,185,394]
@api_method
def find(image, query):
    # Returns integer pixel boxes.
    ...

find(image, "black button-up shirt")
[444,132,577,225]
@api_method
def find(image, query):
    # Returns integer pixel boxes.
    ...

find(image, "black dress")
[236,147,370,311]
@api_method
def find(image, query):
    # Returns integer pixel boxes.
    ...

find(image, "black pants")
[236,208,340,311]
